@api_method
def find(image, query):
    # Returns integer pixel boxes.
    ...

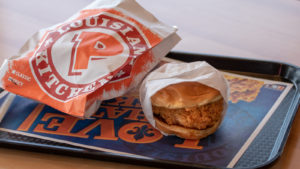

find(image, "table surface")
[0,0,299,168]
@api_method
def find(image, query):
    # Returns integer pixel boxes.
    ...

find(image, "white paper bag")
[0,0,180,117]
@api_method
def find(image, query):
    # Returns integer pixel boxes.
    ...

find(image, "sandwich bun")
[151,82,224,139]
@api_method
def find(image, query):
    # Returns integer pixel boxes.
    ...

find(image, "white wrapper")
[0,0,180,117]
[139,61,229,135]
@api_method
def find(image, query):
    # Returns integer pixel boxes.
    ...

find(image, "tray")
[0,51,299,169]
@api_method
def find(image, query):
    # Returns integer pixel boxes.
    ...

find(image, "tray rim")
[0,51,299,169]
[168,51,300,168]
[170,51,300,71]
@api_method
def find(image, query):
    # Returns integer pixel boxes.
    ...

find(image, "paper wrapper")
[0,0,180,117]
[139,61,229,135]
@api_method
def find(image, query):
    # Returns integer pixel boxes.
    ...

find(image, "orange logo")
[69,32,124,76]
[30,14,148,101]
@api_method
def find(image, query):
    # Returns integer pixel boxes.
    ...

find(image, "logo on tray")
[118,122,162,143]
[29,13,149,102]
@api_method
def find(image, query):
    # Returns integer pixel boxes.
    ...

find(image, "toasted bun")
[154,116,222,140]
[151,82,221,109]
[151,82,224,139]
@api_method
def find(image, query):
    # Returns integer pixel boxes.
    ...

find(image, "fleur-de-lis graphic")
[127,125,155,140]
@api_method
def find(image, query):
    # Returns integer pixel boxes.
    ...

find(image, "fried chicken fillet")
[151,82,224,139]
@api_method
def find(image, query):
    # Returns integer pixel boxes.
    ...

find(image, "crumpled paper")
[0,0,180,117]
[139,61,229,134]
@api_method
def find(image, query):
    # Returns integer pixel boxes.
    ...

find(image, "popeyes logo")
[30,13,149,102]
